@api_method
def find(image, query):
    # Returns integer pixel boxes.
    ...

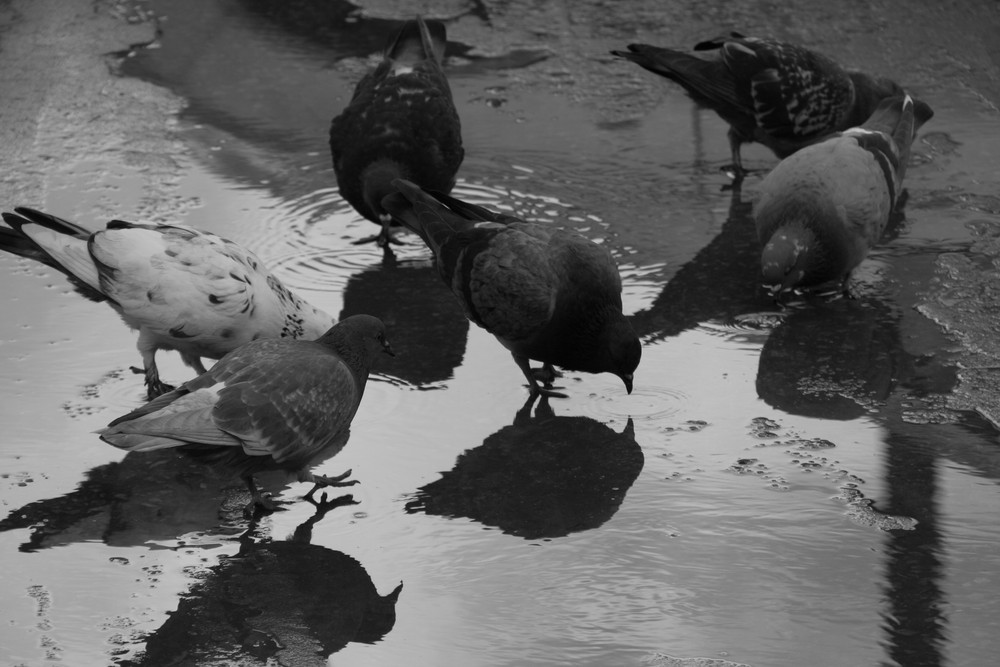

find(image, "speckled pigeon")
[100,314,394,513]
[612,33,914,179]
[329,17,464,247]
[754,94,933,297]
[0,207,333,398]
[381,179,641,397]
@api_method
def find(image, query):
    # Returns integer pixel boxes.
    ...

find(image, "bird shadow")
[0,449,248,552]
[117,495,402,666]
[756,297,903,420]
[404,395,644,540]
[339,253,469,388]
[628,185,773,341]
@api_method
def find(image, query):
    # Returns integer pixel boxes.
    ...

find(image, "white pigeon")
[0,207,334,398]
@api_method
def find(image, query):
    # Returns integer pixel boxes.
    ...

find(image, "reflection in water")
[238,0,399,60]
[0,450,243,551]
[339,254,469,387]
[238,0,550,73]
[122,496,402,666]
[881,420,946,667]
[405,396,643,539]
[753,282,998,664]
[877,411,1000,666]
[629,187,771,341]
[756,299,899,420]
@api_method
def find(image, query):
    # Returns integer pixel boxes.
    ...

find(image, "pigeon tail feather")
[610,44,743,112]
[382,178,490,257]
[387,16,447,66]
[0,208,104,300]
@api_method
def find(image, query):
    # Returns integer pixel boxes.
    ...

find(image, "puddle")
[2,0,1000,666]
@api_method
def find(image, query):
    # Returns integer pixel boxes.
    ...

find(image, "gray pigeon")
[100,315,394,513]
[0,207,333,398]
[754,94,933,298]
[382,179,641,397]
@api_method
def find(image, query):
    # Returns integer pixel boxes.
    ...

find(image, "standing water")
[2,0,1000,665]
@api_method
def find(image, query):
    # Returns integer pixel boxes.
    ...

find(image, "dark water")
[2,0,1000,665]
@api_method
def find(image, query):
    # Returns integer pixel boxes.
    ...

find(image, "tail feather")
[860,94,924,151]
[611,43,743,111]
[847,94,932,202]
[98,432,188,452]
[9,207,92,237]
[381,179,478,257]
[0,208,105,300]
[387,16,447,65]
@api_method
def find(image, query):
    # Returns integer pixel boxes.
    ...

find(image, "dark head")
[322,314,395,361]
[605,318,642,394]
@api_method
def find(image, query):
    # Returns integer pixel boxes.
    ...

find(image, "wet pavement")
[1,0,1000,665]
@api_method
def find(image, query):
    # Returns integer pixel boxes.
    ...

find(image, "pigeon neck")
[319,326,375,384]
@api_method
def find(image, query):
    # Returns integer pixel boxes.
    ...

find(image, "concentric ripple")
[577,383,690,422]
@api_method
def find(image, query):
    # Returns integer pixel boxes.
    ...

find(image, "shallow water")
[2,0,1000,665]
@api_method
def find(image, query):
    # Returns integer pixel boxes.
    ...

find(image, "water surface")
[2,0,1000,665]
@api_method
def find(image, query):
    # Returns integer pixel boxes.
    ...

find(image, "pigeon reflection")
[237,0,550,72]
[0,449,244,552]
[340,254,469,387]
[123,495,402,667]
[756,298,900,420]
[405,396,643,539]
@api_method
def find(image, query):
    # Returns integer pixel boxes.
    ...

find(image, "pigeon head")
[601,318,642,394]
[760,223,821,296]
[320,315,395,370]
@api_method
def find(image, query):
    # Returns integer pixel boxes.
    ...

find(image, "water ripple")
[579,384,688,422]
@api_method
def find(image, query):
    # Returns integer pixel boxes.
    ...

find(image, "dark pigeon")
[382,179,641,397]
[612,33,916,180]
[329,17,464,247]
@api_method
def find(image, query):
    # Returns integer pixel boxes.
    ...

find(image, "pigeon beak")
[620,373,634,394]
[382,340,396,357]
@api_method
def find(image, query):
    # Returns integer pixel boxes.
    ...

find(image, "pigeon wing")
[461,224,559,341]
[210,343,361,466]
[728,39,853,141]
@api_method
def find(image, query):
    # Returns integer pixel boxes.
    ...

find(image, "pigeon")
[754,94,933,298]
[611,33,912,179]
[329,17,464,248]
[381,179,641,397]
[100,314,395,514]
[0,207,334,399]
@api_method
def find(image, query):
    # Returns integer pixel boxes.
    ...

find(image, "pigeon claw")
[133,365,175,400]
[244,491,284,520]
[309,468,360,489]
